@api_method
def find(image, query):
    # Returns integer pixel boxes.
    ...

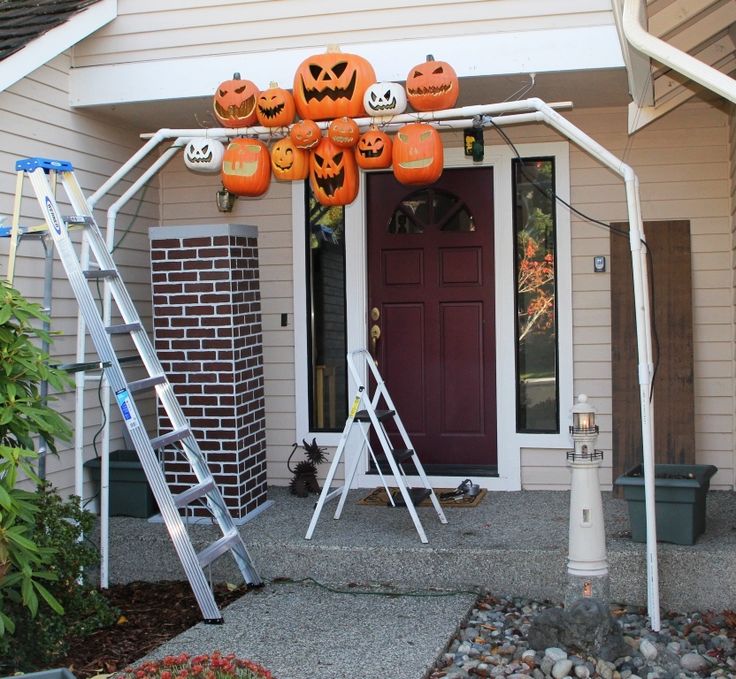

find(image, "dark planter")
[1,670,77,679]
[84,449,158,518]
[614,463,717,545]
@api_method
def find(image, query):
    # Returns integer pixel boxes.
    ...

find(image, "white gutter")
[622,0,736,104]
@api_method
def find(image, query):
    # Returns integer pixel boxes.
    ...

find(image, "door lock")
[370,307,380,321]
[370,324,381,355]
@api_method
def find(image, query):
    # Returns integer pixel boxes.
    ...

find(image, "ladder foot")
[204,617,225,625]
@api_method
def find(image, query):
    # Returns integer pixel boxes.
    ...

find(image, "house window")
[305,186,347,431]
[513,158,558,433]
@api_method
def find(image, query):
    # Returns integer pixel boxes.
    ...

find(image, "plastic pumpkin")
[290,119,322,149]
[270,137,309,181]
[183,138,225,174]
[363,81,407,117]
[293,45,376,121]
[392,122,443,186]
[405,55,459,112]
[221,138,271,196]
[213,73,260,127]
[327,116,360,148]
[355,128,392,169]
[309,137,359,206]
[256,81,296,127]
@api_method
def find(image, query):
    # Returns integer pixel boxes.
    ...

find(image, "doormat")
[358,486,487,508]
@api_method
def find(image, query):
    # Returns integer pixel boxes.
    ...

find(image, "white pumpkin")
[183,138,225,173]
[363,81,407,117]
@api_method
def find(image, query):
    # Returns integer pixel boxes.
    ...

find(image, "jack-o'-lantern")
[355,127,392,169]
[256,82,296,128]
[213,73,260,128]
[270,137,308,181]
[221,138,271,196]
[327,116,360,148]
[293,45,376,121]
[290,119,321,149]
[405,55,459,112]
[363,81,407,117]
[183,138,225,174]
[392,123,443,186]
[309,137,359,206]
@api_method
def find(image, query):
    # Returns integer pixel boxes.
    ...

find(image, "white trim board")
[292,140,572,492]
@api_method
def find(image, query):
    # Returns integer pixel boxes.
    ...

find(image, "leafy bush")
[114,652,274,679]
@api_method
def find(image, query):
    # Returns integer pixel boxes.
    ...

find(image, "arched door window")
[387,187,474,234]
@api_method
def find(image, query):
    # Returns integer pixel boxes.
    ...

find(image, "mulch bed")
[59,581,250,678]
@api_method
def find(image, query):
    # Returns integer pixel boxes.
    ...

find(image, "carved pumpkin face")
[363,81,407,117]
[355,128,392,169]
[392,123,443,186]
[221,138,271,196]
[328,116,360,148]
[293,46,376,121]
[405,55,459,112]
[213,73,260,127]
[290,119,321,149]
[183,138,225,174]
[270,137,308,181]
[309,137,359,206]
[256,82,296,128]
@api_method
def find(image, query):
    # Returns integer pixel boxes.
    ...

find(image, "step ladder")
[13,157,261,623]
[305,348,447,543]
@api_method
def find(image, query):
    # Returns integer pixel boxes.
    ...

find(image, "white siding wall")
[731,105,736,491]
[0,53,160,497]
[73,0,615,67]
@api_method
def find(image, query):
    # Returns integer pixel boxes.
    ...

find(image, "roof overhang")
[0,0,117,94]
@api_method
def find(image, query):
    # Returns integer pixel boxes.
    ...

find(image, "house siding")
[0,52,160,497]
[731,104,736,491]
[158,101,735,490]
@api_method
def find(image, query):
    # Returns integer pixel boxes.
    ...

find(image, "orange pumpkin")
[270,137,309,181]
[309,137,359,206]
[256,81,296,128]
[213,73,260,128]
[392,123,443,186]
[405,55,459,112]
[355,128,392,169]
[293,45,376,121]
[328,116,360,148]
[290,119,322,149]
[221,138,271,196]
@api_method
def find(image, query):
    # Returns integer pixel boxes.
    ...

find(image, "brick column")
[148,224,267,520]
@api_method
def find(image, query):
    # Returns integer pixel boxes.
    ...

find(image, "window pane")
[306,186,347,431]
[513,158,558,433]
[386,188,473,233]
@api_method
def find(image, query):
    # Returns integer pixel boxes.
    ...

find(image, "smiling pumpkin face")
[355,128,392,169]
[391,122,443,186]
[309,137,359,206]
[270,137,308,181]
[213,73,260,128]
[256,82,296,128]
[328,116,360,148]
[405,55,459,112]
[221,138,271,196]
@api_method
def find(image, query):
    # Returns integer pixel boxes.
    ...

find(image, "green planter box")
[85,450,158,518]
[614,463,717,545]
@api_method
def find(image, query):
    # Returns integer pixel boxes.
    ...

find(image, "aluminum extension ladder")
[14,157,261,622]
[306,348,447,543]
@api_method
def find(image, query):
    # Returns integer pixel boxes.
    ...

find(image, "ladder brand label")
[44,197,62,236]
[115,388,140,429]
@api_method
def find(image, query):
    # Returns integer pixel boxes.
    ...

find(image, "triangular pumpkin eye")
[384,90,391,99]
[219,89,227,97]
[398,133,409,142]
[314,154,325,167]
[419,131,431,141]
[332,61,348,77]
[309,64,323,79]
[370,92,377,101]
[235,85,247,94]
[413,70,422,78]
[433,66,444,74]
[333,152,344,164]
[201,145,209,153]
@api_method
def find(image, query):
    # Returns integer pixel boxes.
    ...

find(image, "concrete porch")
[100,486,736,613]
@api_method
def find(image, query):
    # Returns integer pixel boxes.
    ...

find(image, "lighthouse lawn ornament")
[566,394,609,606]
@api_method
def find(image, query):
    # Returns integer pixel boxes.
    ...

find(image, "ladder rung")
[393,487,432,507]
[84,269,118,280]
[63,215,94,226]
[173,478,216,509]
[128,374,167,394]
[197,530,241,568]
[106,322,142,334]
[390,448,414,464]
[355,409,395,422]
[150,427,190,450]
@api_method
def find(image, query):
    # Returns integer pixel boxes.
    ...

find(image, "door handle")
[370,324,381,356]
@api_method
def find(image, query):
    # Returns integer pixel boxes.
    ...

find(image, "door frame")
[292,141,573,491]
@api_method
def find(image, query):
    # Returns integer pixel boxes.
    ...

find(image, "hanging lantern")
[256,81,296,127]
[363,81,407,117]
[213,72,260,128]
[183,138,225,174]
[405,55,459,112]
[270,137,309,181]
[309,137,359,206]
[327,116,360,148]
[293,45,376,121]
[290,119,322,150]
[221,138,271,196]
[392,122,443,186]
[355,127,392,169]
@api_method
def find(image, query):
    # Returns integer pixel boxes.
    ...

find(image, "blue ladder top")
[16,158,73,172]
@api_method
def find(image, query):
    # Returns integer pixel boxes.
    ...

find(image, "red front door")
[367,168,497,472]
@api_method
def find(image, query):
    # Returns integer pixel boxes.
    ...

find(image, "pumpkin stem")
[269,81,278,88]
[326,44,342,53]
[426,55,435,62]
[233,72,241,79]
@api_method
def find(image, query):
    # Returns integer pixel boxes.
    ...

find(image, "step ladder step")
[173,478,216,509]
[197,530,241,568]
[128,374,166,394]
[391,487,432,508]
[84,269,118,280]
[389,448,414,464]
[62,215,94,226]
[150,426,190,450]
[355,409,395,422]
[106,322,142,334]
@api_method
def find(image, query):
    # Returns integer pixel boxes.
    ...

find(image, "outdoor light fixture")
[216,185,236,212]
[565,394,608,606]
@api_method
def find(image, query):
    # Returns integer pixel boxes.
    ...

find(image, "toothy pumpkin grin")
[406,82,453,98]
[257,102,285,120]
[300,70,357,103]
[215,96,257,122]
[398,157,433,169]
[313,167,345,197]
[223,160,258,176]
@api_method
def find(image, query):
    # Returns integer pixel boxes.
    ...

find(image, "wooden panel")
[383,249,423,286]
[439,247,482,285]
[610,221,695,492]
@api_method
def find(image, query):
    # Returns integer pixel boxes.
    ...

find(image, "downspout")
[622,0,736,104]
